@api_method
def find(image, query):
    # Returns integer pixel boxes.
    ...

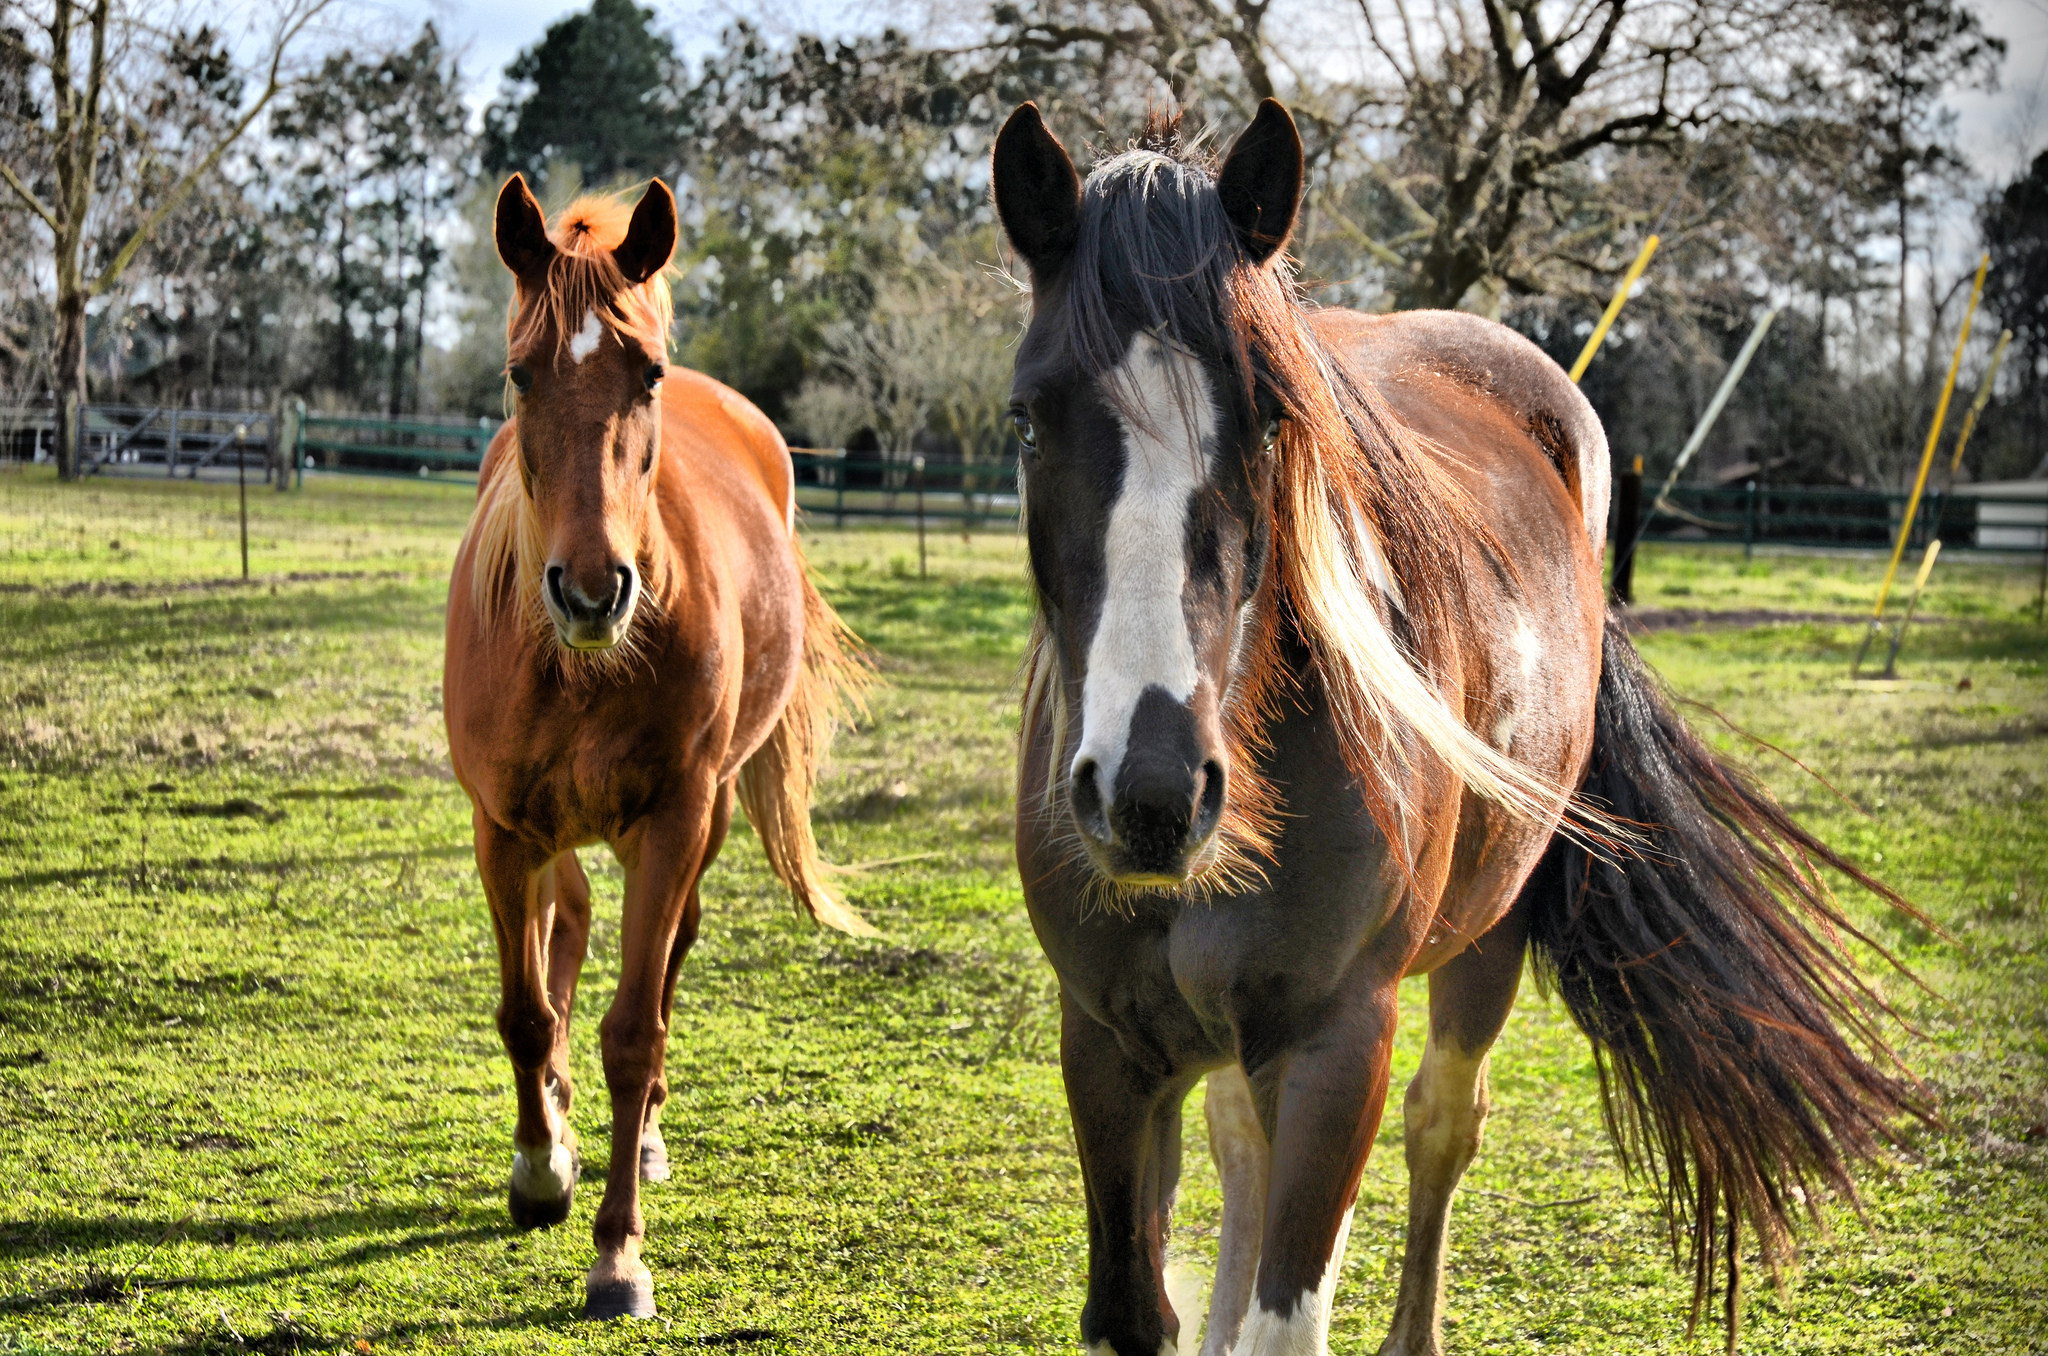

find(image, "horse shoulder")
[659,370,796,535]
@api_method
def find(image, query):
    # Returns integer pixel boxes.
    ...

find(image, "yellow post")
[1569,234,1660,383]
[1880,539,1944,679]
[1947,329,2012,478]
[1855,253,1988,675]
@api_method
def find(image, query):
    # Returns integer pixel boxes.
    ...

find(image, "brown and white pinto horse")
[995,103,1921,1355]
[444,176,871,1321]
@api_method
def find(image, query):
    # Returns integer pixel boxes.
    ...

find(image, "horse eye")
[644,362,665,392]
[1011,409,1037,451]
[508,364,533,394]
[1261,418,1280,452]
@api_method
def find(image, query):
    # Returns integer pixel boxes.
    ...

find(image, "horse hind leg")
[636,781,730,1188]
[1200,1064,1269,1356]
[1380,903,1528,1356]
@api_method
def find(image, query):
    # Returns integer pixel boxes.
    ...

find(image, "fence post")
[1611,455,1642,604]
[913,453,927,579]
[236,425,250,580]
[167,407,180,477]
[293,400,306,489]
[834,449,846,530]
[1743,479,1757,560]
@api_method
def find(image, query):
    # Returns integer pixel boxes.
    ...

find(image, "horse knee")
[497,1003,558,1071]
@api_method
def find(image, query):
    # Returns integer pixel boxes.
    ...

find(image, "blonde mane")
[463,189,679,678]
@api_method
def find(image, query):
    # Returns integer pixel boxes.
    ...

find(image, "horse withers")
[994,101,1922,1355]
[443,175,871,1321]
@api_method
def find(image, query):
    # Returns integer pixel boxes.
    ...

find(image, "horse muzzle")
[543,561,639,650]
[1070,692,1227,887]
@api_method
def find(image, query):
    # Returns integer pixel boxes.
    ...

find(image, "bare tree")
[0,0,331,477]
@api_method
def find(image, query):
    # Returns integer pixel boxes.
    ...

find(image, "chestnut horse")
[995,102,1920,1355]
[444,176,871,1321]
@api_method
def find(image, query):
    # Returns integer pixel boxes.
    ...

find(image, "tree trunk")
[53,284,87,480]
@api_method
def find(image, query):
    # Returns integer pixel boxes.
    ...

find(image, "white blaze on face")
[568,307,604,363]
[1074,333,1216,792]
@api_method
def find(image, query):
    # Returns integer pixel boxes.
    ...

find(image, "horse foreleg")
[476,817,581,1230]
[1232,983,1398,1356]
[1380,904,1528,1356]
[1200,1064,1270,1356]
[1063,992,1201,1356]
[638,780,732,1187]
[584,783,716,1321]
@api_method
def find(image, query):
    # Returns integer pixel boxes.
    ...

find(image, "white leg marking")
[1075,333,1216,791]
[1230,1204,1354,1356]
[568,307,604,363]
[511,1138,576,1201]
[1165,1263,1208,1356]
[1203,1066,1270,1356]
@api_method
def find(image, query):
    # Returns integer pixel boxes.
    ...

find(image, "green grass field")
[0,465,2042,1355]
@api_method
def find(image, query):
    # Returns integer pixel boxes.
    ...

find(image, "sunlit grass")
[0,473,2041,1354]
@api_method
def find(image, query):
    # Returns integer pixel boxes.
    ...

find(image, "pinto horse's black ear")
[614,179,678,285]
[992,103,1081,280]
[494,174,556,279]
[1216,99,1303,266]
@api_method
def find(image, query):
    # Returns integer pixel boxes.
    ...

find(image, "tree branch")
[0,161,59,230]
[90,0,334,299]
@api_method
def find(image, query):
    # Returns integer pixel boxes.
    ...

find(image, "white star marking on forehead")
[568,308,604,364]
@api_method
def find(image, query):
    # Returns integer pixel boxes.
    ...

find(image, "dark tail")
[1525,613,1929,1350]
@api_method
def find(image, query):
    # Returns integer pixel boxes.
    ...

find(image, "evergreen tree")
[482,0,682,189]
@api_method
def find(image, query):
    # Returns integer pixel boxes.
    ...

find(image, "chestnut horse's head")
[994,102,1304,889]
[488,175,677,653]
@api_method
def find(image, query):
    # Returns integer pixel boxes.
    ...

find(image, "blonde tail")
[737,561,876,937]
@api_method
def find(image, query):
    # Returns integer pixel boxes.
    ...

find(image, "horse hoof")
[584,1275,656,1320]
[507,1178,573,1229]
[639,1140,670,1183]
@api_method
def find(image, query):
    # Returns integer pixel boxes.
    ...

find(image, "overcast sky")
[424,0,2048,179]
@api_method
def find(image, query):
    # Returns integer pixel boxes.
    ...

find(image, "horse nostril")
[545,565,568,616]
[610,566,635,619]
[1192,759,1226,840]
[1070,758,1110,842]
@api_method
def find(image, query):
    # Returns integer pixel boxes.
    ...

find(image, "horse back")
[1315,309,1611,557]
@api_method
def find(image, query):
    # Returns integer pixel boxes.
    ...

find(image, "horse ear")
[614,180,678,285]
[992,103,1081,280]
[1216,99,1303,266]
[494,174,555,278]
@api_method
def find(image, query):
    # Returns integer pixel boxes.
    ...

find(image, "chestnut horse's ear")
[1216,99,1303,266]
[992,103,1081,281]
[614,180,678,285]
[494,174,555,278]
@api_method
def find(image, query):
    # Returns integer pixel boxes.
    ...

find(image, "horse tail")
[737,560,876,937]
[1524,612,1928,1349]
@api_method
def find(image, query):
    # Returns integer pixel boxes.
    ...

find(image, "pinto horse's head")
[491,175,677,653]
[995,101,1304,889]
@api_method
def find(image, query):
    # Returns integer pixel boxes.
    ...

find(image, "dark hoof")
[584,1276,656,1320]
[507,1178,574,1229]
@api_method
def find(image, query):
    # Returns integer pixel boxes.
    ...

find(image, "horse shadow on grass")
[0,1201,508,1314]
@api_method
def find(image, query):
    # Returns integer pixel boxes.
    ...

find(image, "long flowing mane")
[467,190,679,668]
[1022,113,1583,889]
